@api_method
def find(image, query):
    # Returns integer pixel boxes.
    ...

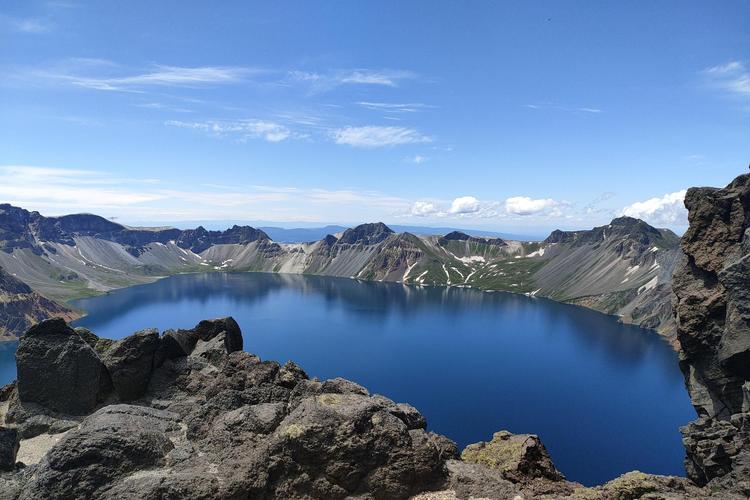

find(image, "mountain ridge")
[0,203,681,341]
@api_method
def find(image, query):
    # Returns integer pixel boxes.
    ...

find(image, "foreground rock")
[0,427,18,471]
[14,318,106,415]
[2,316,741,499]
[673,173,750,495]
[1,317,459,498]
[461,430,563,483]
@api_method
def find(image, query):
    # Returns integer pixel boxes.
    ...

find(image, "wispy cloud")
[331,126,432,148]
[703,61,750,98]
[135,102,193,113]
[22,59,256,92]
[0,14,51,34]
[621,190,688,226]
[406,155,428,164]
[523,103,602,114]
[357,102,434,113]
[166,119,292,142]
[289,69,417,93]
[0,165,412,222]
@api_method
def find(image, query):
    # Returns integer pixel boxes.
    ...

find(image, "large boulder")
[15,318,106,414]
[192,317,243,353]
[18,405,179,499]
[460,430,564,483]
[0,427,19,471]
[101,329,160,400]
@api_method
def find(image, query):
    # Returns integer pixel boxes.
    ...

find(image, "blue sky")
[1,1,748,234]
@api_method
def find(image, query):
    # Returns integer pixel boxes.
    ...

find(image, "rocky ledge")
[0,316,735,499]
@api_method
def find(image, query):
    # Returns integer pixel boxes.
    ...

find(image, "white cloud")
[410,201,439,216]
[621,190,688,226]
[449,196,481,214]
[166,119,291,143]
[331,126,431,148]
[703,61,750,98]
[505,196,559,216]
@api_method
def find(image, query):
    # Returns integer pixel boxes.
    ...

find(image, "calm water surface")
[1,272,695,485]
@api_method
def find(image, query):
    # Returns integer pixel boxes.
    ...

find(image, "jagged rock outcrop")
[673,173,750,494]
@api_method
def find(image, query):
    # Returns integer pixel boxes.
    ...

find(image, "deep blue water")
[1,272,695,486]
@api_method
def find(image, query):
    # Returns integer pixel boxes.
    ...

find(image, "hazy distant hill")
[0,203,680,341]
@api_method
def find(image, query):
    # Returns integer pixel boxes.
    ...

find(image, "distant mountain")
[0,203,681,341]
[258,225,348,243]
[389,225,543,241]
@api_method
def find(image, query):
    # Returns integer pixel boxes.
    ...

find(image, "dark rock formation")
[673,172,750,494]
[193,317,243,353]
[15,318,106,415]
[101,329,160,401]
[0,427,19,471]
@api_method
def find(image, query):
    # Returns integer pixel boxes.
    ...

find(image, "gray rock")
[321,376,369,396]
[390,402,427,430]
[0,427,19,471]
[18,405,178,499]
[461,430,564,483]
[192,317,243,353]
[102,328,160,400]
[16,414,78,439]
[15,318,105,414]
[158,328,198,362]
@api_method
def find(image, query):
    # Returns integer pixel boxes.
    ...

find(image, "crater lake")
[0,272,695,486]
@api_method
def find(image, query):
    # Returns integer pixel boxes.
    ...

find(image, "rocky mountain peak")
[337,222,394,245]
[441,231,471,241]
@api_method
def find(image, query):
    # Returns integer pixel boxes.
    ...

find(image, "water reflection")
[73,272,682,376]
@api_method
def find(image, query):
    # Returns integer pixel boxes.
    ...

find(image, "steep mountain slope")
[0,266,78,339]
[0,203,680,341]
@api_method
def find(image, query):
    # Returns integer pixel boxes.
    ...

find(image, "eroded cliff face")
[673,173,750,493]
[0,267,79,339]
